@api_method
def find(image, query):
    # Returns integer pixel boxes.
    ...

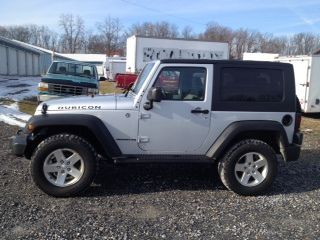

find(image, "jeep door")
[138,64,213,154]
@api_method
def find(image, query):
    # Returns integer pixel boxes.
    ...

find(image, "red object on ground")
[115,73,138,89]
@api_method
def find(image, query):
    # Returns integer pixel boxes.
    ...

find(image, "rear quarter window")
[220,67,284,102]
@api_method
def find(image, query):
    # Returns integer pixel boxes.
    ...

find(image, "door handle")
[191,109,209,114]
[299,83,309,87]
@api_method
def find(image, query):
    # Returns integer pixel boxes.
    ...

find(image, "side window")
[55,62,68,73]
[154,67,206,101]
[220,67,284,102]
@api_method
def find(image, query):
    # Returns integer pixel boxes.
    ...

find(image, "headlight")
[88,88,98,94]
[38,82,48,92]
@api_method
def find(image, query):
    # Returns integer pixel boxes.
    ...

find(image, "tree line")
[1,14,320,59]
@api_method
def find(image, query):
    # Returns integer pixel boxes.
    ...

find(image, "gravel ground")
[0,121,319,240]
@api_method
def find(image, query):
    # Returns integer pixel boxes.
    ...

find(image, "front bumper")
[10,129,28,156]
[37,94,63,102]
[283,132,303,162]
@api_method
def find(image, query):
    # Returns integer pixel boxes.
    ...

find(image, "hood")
[42,73,98,87]
[35,94,135,115]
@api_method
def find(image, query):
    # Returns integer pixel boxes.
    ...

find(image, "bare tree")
[97,16,123,55]
[181,25,195,39]
[128,21,178,38]
[291,33,318,55]
[59,14,86,53]
[200,23,234,57]
[154,21,178,38]
[2,18,320,58]
[87,35,106,54]
[2,25,32,42]
[231,29,261,59]
[0,26,9,38]
[28,25,58,50]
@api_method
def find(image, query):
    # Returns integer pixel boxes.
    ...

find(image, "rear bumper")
[10,129,28,156]
[283,132,303,162]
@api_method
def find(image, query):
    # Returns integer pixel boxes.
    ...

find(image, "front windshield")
[132,62,155,93]
[48,62,96,79]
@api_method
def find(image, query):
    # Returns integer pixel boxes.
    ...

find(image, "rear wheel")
[31,134,97,197]
[218,139,278,195]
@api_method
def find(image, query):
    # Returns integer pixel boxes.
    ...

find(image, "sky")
[0,0,320,36]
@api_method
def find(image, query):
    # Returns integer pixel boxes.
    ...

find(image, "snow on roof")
[9,39,74,60]
[0,36,43,55]
[11,38,54,54]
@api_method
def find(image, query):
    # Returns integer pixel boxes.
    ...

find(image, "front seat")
[83,70,91,76]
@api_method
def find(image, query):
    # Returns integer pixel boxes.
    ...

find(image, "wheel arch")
[206,121,289,161]
[24,114,121,160]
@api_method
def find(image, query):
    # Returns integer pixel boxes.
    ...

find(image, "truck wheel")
[218,139,278,195]
[31,134,97,197]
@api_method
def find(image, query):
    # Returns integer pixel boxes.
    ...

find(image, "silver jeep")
[11,59,303,197]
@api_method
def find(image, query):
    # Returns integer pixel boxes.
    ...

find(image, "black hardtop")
[160,59,292,68]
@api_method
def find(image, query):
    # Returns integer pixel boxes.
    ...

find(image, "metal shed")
[0,36,43,76]
[10,40,78,75]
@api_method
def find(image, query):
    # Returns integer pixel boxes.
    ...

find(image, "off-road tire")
[31,134,97,197]
[218,139,278,196]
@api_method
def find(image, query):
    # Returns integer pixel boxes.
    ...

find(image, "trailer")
[106,59,126,80]
[126,35,229,73]
[243,53,320,113]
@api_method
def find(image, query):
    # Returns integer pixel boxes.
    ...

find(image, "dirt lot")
[0,116,319,240]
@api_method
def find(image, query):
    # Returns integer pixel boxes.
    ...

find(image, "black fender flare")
[26,114,121,158]
[206,120,289,159]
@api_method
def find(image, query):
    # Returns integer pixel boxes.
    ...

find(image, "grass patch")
[18,97,38,115]
[301,115,320,140]
[14,82,123,115]
[301,115,320,131]
[99,81,123,94]
[0,98,15,106]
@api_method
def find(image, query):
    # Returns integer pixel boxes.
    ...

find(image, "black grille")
[48,83,87,96]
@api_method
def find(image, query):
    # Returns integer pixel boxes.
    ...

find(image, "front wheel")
[218,139,278,195]
[31,134,97,197]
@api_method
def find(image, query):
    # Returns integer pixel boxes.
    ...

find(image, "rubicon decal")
[57,105,102,110]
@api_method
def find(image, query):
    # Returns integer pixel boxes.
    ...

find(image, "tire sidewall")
[31,135,96,197]
[221,141,278,195]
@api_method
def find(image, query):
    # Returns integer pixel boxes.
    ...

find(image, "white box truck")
[126,35,229,73]
[105,56,126,80]
[243,53,320,113]
[106,59,126,80]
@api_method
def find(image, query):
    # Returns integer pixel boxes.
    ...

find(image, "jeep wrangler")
[11,59,303,197]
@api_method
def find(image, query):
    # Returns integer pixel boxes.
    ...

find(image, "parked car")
[38,60,105,102]
[11,59,303,197]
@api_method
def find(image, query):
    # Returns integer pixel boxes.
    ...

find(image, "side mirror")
[147,87,162,102]
[99,76,107,81]
[144,87,163,110]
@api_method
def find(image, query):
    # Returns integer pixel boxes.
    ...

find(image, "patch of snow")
[0,104,31,127]
[0,76,40,101]
[0,76,38,126]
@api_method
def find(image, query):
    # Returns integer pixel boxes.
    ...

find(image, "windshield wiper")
[124,82,135,97]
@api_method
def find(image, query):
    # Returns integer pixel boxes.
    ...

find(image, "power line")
[119,0,207,27]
